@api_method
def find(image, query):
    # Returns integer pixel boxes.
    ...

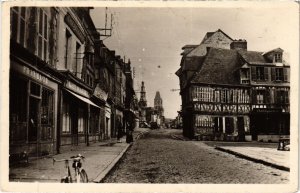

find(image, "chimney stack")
[230,39,247,50]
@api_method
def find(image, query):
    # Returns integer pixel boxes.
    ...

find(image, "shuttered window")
[256,67,265,80]
[251,66,256,81]
[283,68,289,82]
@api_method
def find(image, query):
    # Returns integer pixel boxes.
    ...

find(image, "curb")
[215,146,290,172]
[93,130,149,183]
[92,143,132,183]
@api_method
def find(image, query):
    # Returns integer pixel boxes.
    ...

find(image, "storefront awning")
[66,89,100,108]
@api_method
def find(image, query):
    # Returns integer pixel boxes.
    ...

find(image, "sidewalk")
[215,146,290,171]
[9,128,150,183]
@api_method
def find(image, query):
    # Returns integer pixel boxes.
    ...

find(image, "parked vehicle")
[53,154,88,183]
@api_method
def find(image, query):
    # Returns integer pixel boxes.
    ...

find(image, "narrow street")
[104,129,289,184]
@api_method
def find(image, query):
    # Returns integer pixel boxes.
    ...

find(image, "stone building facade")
[9,7,136,159]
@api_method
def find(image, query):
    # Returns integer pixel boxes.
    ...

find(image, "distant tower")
[139,81,147,108]
[154,91,164,116]
[138,81,147,123]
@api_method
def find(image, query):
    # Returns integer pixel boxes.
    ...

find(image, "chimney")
[230,39,247,50]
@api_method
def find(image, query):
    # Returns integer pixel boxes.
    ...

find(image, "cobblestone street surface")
[104,129,289,184]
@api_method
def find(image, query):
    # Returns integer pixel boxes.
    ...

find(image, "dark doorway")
[237,117,245,141]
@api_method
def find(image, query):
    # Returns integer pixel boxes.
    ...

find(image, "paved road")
[104,129,289,184]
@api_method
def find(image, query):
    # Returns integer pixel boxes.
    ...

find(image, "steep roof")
[238,50,267,64]
[187,29,233,57]
[182,56,206,71]
[262,47,284,56]
[191,48,242,85]
[154,91,161,100]
[200,29,233,44]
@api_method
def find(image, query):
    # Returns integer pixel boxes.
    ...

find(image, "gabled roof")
[187,29,233,57]
[262,47,284,56]
[238,50,267,64]
[200,29,233,44]
[191,48,242,85]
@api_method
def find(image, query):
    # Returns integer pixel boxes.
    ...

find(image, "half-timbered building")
[177,30,290,141]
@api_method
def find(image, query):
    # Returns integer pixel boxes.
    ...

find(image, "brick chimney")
[230,39,247,50]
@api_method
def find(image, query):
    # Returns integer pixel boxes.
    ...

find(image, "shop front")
[59,79,100,151]
[10,60,60,157]
[90,84,108,142]
[250,108,290,142]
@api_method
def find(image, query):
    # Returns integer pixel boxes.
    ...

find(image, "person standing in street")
[117,118,123,143]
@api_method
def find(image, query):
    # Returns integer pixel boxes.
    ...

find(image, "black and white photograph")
[1,1,298,192]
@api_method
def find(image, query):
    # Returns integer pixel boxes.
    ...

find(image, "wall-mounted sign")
[23,66,48,84]
[66,81,89,98]
[93,84,108,101]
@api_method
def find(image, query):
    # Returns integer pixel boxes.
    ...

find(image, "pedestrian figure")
[117,118,123,143]
[126,121,133,143]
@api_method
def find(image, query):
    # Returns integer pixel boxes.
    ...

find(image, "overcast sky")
[90,4,298,119]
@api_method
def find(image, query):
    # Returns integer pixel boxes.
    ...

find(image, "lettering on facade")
[195,127,214,135]
[64,13,85,43]
[66,81,89,98]
[23,66,48,84]
[93,85,108,101]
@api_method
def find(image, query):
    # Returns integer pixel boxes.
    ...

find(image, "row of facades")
[10,7,138,157]
[176,29,290,142]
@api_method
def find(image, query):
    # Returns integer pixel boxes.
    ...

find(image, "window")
[41,88,54,140]
[11,7,26,46]
[256,67,265,80]
[37,8,48,61]
[276,90,289,104]
[65,29,71,69]
[73,42,81,76]
[274,53,282,63]
[78,108,84,133]
[62,102,71,133]
[275,68,284,81]
[256,90,265,104]
[10,75,28,141]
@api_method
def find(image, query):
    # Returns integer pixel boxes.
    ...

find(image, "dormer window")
[274,53,282,63]
[240,68,250,84]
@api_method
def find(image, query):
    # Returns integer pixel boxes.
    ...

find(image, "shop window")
[30,81,41,96]
[41,88,54,140]
[28,97,39,141]
[10,75,28,141]
[276,90,289,104]
[78,108,84,133]
[62,102,71,133]
[256,90,265,104]
[37,8,48,61]
[213,117,223,133]
[11,7,27,47]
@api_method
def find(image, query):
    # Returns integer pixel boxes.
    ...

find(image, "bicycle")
[53,154,88,183]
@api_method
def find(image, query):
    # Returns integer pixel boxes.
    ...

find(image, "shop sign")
[66,81,89,98]
[253,108,282,113]
[93,85,108,101]
[195,127,214,135]
[23,66,48,84]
